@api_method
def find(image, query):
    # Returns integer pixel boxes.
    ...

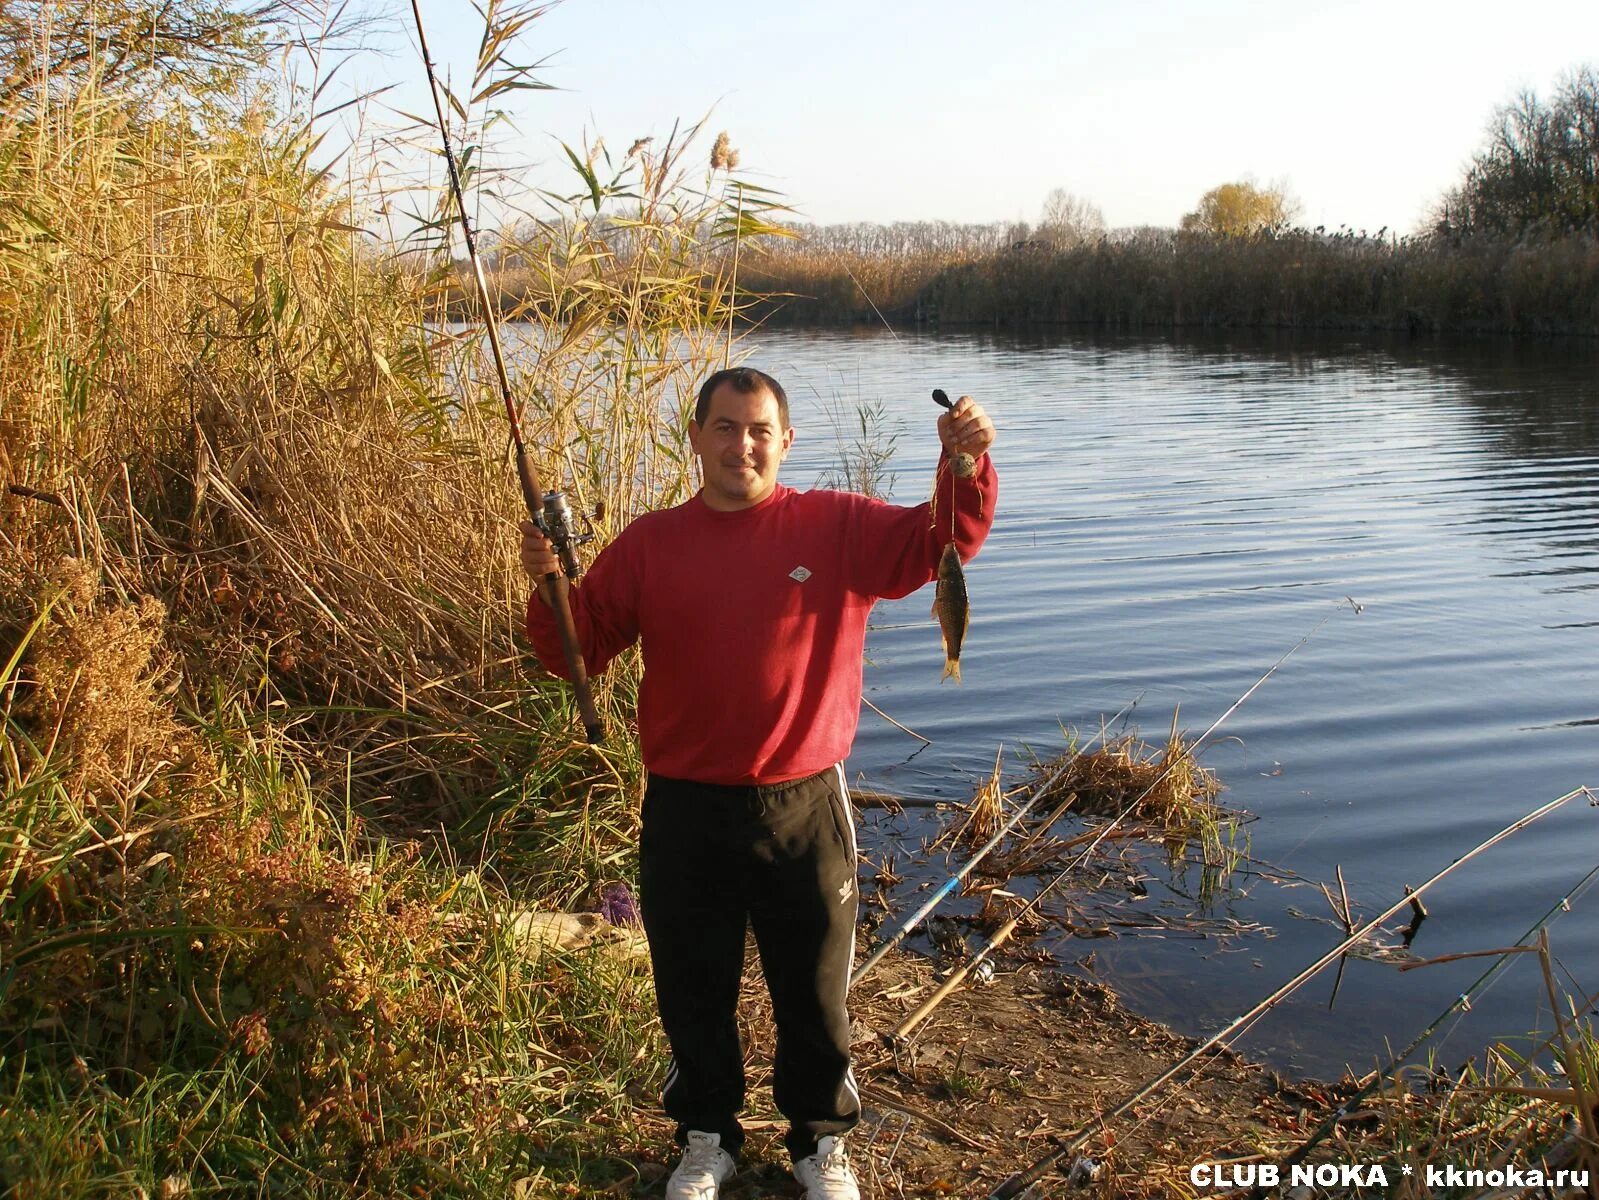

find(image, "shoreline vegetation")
[734,222,1599,337]
[3,3,1598,1195]
[471,218,1599,339]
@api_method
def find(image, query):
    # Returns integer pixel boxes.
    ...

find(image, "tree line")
[735,67,1599,336]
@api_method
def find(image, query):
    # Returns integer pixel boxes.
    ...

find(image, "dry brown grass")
[946,745,1006,852]
[24,558,195,795]
[1031,728,1224,848]
[0,4,770,1192]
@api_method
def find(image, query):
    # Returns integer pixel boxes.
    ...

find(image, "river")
[749,326,1599,1079]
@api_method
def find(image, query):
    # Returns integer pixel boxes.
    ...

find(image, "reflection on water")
[754,326,1599,1078]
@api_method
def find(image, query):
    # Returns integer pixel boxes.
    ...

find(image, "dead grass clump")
[1033,730,1223,836]
[21,557,209,801]
[947,746,1006,851]
[180,812,451,1085]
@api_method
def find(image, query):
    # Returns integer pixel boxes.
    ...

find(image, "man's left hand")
[938,395,996,459]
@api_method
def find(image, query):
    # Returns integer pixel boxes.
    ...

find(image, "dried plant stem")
[1537,929,1599,1186]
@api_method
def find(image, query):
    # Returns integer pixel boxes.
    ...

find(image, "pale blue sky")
[349,0,1599,235]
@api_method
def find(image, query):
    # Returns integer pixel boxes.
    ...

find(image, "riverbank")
[596,935,1590,1199]
[730,945,1300,1198]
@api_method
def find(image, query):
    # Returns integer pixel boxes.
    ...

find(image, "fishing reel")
[537,491,594,583]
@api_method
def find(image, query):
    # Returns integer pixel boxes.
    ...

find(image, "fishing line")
[851,693,1141,987]
[988,785,1595,1199]
[1064,598,1352,871]
[1247,854,1599,1197]
[841,262,903,343]
[408,0,603,742]
[885,601,1351,1037]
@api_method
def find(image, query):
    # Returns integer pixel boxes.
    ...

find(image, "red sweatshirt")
[525,452,997,785]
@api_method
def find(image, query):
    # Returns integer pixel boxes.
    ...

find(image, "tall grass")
[0,2,765,1193]
[736,223,1599,336]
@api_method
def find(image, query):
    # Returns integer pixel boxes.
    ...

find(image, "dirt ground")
[622,942,1322,1199]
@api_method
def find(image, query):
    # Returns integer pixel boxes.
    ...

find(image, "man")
[521,367,996,1199]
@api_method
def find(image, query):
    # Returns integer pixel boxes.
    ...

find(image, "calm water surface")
[750,327,1599,1078]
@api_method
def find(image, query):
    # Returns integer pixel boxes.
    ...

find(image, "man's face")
[688,383,794,511]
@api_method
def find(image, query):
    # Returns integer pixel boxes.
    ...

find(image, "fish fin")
[941,657,962,684]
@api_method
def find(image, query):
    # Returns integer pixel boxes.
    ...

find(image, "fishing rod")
[988,785,1594,1199]
[891,602,1345,1041]
[862,597,1342,994]
[850,695,1141,988]
[408,0,603,744]
[1248,851,1599,1200]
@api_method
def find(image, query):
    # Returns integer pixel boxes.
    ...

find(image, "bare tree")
[1433,64,1599,237]
[1038,188,1106,247]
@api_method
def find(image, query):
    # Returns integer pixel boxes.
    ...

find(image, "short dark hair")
[694,367,790,429]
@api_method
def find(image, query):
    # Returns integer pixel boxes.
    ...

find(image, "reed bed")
[0,3,763,1193]
[737,224,1599,336]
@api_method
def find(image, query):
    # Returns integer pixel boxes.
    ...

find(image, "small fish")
[933,541,969,683]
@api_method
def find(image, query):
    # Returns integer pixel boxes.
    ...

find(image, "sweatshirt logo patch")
[789,566,812,583]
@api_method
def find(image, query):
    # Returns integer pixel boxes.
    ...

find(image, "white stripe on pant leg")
[832,763,858,861]
[662,1059,679,1106]
[834,763,862,1115]
[843,1065,861,1111]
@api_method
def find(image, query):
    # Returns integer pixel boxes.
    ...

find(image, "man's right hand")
[520,520,562,588]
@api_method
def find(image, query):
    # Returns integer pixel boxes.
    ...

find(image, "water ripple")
[755,326,1599,1077]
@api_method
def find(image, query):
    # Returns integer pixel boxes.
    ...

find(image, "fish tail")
[941,656,962,684]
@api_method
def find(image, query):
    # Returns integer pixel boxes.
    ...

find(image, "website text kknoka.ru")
[1190,1161,1590,1191]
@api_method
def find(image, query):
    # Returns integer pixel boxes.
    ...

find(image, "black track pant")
[639,765,862,1163]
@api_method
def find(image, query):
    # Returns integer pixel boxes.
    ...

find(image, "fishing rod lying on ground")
[409,1,603,744]
[1246,851,1599,1200]
[850,695,1140,988]
[892,600,1351,1039]
[988,785,1596,1200]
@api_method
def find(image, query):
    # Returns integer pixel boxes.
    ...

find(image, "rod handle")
[893,919,1016,1043]
[518,446,604,744]
[537,573,604,743]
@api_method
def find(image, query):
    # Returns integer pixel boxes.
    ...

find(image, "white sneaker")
[666,1130,735,1200]
[793,1135,861,1200]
